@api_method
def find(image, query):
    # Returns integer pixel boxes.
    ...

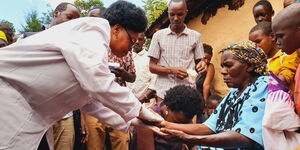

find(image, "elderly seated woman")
[155,41,268,150]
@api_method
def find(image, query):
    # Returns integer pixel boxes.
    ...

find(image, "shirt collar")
[167,24,189,36]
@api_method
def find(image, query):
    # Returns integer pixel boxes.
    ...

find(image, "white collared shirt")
[127,49,156,98]
[0,17,140,149]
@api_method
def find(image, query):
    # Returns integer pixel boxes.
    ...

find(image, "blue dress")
[201,76,269,150]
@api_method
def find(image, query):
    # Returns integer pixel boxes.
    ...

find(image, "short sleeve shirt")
[204,76,269,149]
[148,26,204,98]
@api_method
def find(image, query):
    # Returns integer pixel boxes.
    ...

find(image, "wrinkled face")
[168,3,187,30]
[165,108,191,124]
[272,21,300,54]
[133,33,145,53]
[203,53,212,65]
[221,51,251,89]
[110,25,138,57]
[88,9,101,17]
[53,4,80,26]
[253,5,273,23]
[249,30,274,56]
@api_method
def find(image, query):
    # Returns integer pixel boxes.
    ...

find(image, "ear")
[270,32,276,42]
[53,10,59,18]
[111,24,122,40]
[247,65,254,73]
[271,10,275,17]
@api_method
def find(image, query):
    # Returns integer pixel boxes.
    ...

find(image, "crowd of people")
[1,0,300,149]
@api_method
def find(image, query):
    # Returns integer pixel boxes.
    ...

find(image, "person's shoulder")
[80,17,109,26]
[208,63,215,70]
[186,27,201,37]
[153,28,169,36]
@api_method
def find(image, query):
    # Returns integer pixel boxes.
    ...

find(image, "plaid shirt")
[109,51,135,87]
[148,26,204,98]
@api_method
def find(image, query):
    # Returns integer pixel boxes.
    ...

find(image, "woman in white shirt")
[0,1,162,149]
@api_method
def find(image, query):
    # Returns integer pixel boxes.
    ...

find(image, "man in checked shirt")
[148,0,207,102]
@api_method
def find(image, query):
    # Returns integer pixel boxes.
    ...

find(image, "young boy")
[252,0,274,23]
[249,21,300,92]
[195,44,215,103]
[262,3,300,149]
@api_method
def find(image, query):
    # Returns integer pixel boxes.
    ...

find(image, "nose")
[257,16,264,22]
[174,15,179,21]
[221,67,227,76]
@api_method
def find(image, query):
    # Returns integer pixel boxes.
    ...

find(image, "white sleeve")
[57,18,141,122]
[81,100,131,132]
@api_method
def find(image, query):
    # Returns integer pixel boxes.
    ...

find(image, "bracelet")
[144,94,149,100]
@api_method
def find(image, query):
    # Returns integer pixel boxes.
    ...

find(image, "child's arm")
[203,64,215,103]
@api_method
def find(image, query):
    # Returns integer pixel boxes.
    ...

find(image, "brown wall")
[187,0,283,97]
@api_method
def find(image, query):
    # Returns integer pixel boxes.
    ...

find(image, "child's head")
[253,0,274,23]
[249,21,275,56]
[163,85,204,123]
[272,3,300,55]
[206,95,222,117]
[207,95,222,109]
[203,43,213,65]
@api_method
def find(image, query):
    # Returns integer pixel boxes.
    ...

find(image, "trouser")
[85,114,129,150]
[53,116,75,150]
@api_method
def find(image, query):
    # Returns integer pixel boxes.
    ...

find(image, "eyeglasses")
[124,28,135,48]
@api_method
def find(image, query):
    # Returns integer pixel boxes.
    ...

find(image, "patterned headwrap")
[0,30,7,42]
[221,40,268,76]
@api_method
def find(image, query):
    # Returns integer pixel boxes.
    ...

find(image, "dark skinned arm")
[159,129,254,148]
[161,121,214,135]
[203,64,215,103]
[111,67,136,82]
[149,57,188,80]
[138,88,156,103]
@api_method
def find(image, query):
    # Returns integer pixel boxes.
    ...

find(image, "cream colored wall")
[187,0,283,97]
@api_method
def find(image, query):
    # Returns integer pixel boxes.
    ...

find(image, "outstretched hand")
[153,128,188,142]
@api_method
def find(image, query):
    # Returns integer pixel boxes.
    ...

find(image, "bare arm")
[160,129,254,148]
[149,57,188,79]
[203,64,215,102]
[162,121,214,135]
[111,67,136,82]
[138,88,156,103]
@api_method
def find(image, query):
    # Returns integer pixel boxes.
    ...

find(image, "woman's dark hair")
[164,85,204,119]
[253,0,274,13]
[103,1,147,33]
[250,21,272,36]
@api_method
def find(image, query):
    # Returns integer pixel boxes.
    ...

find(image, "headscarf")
[0,30,7,42]
[221,40,268,76]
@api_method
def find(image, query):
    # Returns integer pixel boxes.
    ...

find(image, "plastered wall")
[187,0,283,96]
